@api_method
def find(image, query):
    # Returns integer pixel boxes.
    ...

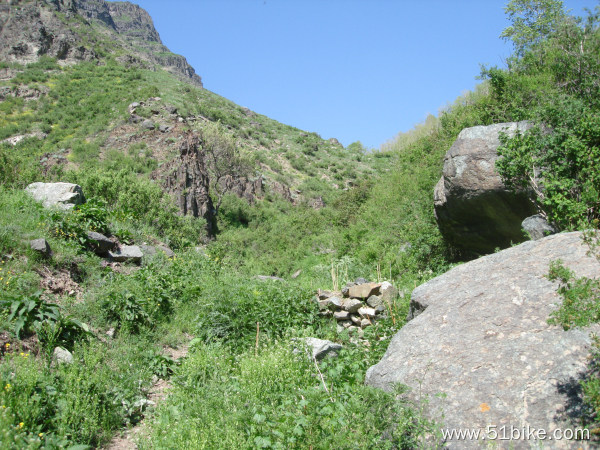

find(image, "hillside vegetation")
[0,0,599,448]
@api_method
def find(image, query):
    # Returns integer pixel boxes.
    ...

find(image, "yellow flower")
[4,384,11,391]
[39,432,43,437]
[18,422,23,428]
[4,343,9,348]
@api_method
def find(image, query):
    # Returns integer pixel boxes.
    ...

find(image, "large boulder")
[366,232,600,448]
[434,122,537,256]
[25,182,84,210]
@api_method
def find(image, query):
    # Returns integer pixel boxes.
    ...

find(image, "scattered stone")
[129,114,143,124]
[350,315,362,326]
[108,245,143,264]
[348,282,381,299]
[30,238,51,257]
[106,328,115,338]
[165,105,178,115]
[355,277,368,284]
[301,337,342,361]
[333,310,350,321]
[522,214,557,240]
[358,306,377,319]
[25,182,84,210]
[142,119,155,130]
[341,298,362,313]
[366,295,384,309]
[52,347,73,365]
[1,131,47,146]
[326,296,342,311]
[87,231,114,255]
[291,269,302,279]
[158,124,170,133]
[128,102,140,114]
[341,286,351,297]
[360,318,372,328]
[140,244,175,259]
[318,290,334,300]
[341,320,353,329]
[256,275,285,282]
[366,232,600,446]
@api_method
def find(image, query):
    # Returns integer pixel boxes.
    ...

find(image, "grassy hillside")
[1,0,599,447]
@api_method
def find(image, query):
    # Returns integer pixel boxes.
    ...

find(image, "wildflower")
[4,384,11,391]
[18,422,23,428]
[39,432,43,437]
[4,343,9,349]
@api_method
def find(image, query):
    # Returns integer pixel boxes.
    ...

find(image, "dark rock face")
[0,0,202,87]
[366,232,600,449]
[218,175,263,203]
[162,134,216,236]
[434,122,537,256]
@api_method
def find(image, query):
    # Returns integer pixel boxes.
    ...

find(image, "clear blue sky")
[128,0,597,149]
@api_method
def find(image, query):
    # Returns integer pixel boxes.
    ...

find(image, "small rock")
[327,296,343,311]
[348,283,381,299]
[30,238,51,257]
[361,318,372,328]
[334,311,350,321]
[129,114,143,124]
[336,324,344,333]
[256,275,285,282]
[341,298,363,313]
[358,306,377,319]
[165,105,178,115]
[350,314,362,326]
[366,295,384,309]
[291,269,302,279]
[87,231,114,255]
[318,290,334,300]
[522,214,557,240]
[355,277,369,284]
[381,283,399,304]
[142,119,155,130]
[108,245,143,264]
[106,328,115,338]
[159,124,170,133]
[341,286,350,297]
[128,102,140,113]
[301,337,342,361]
[342,320,353,329]
[52,347,73,365]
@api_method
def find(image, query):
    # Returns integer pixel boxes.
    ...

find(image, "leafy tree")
[501,0,567,57]
[198,121,252,216]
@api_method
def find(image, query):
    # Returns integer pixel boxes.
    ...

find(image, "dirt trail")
[104,342,190,450]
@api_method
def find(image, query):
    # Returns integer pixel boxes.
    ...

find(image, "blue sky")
[129,0,597,149]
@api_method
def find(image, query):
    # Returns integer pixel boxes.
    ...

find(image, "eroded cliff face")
[0,0,202,87]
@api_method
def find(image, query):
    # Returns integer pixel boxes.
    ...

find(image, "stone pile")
[316,279,399,334]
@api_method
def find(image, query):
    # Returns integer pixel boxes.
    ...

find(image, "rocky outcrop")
[162,134,216,236]
[434,122,537,256]
[218,175,264,203]
[366,232,600,448]
[0,0,202,87]
[25,182,85,210]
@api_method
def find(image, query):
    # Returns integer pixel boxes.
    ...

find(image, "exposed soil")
[103,339,191,450]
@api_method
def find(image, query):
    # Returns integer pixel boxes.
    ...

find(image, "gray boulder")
[522,214,557,240]
[52,346,73,365]
[30,238,51,257]
[366,232,600,448]
[142,119,155,130]
[301,337,342,361]
[256,275,284,282]
[87,231,114,255]
[109,245,143,263]
[25,182,84,210]
[140,244,175,259]
[434,122,537,256]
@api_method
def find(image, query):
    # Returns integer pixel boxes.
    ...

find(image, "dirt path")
[104,341,190,450]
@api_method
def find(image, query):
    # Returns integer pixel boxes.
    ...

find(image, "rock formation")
[366,232,600,448]
[0,0,202,87]
[434,122,537,256]
[162,134,216,236]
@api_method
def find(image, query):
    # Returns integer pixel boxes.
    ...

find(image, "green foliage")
[501,0,567,57]
[147,342,436,449]
[50,198,110,249]
[546,260,600,329]
[1,292,58,339]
